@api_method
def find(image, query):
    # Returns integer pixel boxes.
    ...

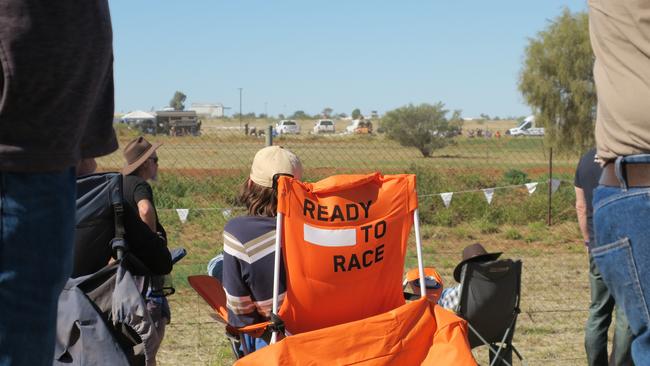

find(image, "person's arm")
[137,199,157,232]
[575,186,590,245]
[132,180,157,232]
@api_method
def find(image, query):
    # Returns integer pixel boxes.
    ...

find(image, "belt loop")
[614,156,628,191]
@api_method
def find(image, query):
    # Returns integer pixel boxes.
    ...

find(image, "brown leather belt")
[600,163,650,187]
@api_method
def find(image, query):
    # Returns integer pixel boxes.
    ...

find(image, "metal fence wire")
[100,119,597,365]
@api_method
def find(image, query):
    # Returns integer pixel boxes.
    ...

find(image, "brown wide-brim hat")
[453,243,502,282]
[122,136,162,175]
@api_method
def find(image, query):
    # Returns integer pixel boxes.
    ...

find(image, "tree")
[381,102,458,157]
[519,9,595,153]
[169,91,187,111]
[290,110,310,119]
[321,107,333,118]
[351,108,362,120]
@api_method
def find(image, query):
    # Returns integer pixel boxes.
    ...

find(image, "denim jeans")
[593,154,650,366]
[0,169,76,366]
[585,254,633,366]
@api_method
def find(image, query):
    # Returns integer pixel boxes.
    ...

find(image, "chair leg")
[490,327,513,366]
[511,345,526,365]
[467,323,513,366]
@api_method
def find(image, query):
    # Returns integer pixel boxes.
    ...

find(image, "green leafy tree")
[321,107,334,118]
[351,108,362,120]
[169,91,187,111]
[519,9,595,153]
[290,110,310,119]
[381,102,457,157]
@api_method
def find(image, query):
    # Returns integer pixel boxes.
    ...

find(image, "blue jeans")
[0,169,76,366]
[585,253,633,366]
[593,154,650,365]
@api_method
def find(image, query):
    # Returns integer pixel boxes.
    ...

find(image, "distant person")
[575,148,633,366]
[589,1,650,363]
[0,2,119,364]
[208,146,303,353]
[122,136,171,364]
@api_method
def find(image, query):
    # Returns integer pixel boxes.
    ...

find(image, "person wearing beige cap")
[207,146,302,353]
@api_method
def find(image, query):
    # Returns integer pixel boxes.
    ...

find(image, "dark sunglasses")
[272,173,294,190]
[412,276,441,290]
[149,157,159,164]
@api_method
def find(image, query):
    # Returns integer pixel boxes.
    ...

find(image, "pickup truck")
[313,119,335,134]
[506,116,544,136]
[275,120,300,135]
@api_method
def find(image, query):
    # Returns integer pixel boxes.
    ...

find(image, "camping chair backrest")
[273,173,425,335]
[457,259,522,348]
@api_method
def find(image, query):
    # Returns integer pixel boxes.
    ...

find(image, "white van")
[507,116,544,136]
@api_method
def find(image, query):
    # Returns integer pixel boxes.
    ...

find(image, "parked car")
[275,120,300,135]
[506,116,544,136]
[313,119,335,134]
[345,119,373,134]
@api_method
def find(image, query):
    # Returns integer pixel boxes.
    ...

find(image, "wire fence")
[100,118,597,365]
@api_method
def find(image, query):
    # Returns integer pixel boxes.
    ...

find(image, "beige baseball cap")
[250,146,303,188]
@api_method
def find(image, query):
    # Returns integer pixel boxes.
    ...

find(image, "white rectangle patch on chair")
[303,224,356,247]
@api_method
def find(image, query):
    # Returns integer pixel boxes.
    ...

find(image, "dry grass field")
[100,123,595,365]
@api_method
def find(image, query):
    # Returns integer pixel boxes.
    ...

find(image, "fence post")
[547,147,553,226]
[266,125,273,147]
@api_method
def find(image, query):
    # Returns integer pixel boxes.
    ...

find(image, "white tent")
[120,110,155,122]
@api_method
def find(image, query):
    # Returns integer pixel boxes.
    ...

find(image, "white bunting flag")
[483,188,495,205]
[222,208,232,219]
[551,179,561,194]
[525,182,538,195]
[440,192,453,208]
[176,208,189,224]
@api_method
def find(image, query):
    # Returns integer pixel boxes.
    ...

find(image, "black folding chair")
[458,259,526,366]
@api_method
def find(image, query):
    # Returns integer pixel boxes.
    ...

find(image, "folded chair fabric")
[235,298,477,366]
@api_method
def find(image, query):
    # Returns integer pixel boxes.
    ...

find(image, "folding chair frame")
[459,261,527,366]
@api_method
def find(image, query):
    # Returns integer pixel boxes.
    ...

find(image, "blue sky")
[110,1,587,118]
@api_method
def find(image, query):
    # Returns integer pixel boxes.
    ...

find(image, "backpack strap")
[109,174,127,260]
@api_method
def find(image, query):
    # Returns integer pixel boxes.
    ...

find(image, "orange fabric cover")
[187,275,229,323]
[187,275,269,335]
[235,298,477,366]
[275,173,418,334]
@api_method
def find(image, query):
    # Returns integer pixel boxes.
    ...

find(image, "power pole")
[238,87,243,128]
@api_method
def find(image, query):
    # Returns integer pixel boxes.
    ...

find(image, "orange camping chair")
[191,173,474,363]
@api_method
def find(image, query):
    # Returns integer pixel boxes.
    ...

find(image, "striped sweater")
[222,216,286,328]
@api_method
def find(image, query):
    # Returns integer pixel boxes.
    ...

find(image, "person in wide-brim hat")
[122,136,162,176]
[452,243,502,282]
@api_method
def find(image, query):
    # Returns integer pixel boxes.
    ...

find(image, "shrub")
[503,169,530,185]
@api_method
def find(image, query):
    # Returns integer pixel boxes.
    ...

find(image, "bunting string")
[158,179,572,222]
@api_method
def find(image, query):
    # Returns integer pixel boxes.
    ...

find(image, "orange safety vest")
[235,298,477,366]
[275,173,418,334]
